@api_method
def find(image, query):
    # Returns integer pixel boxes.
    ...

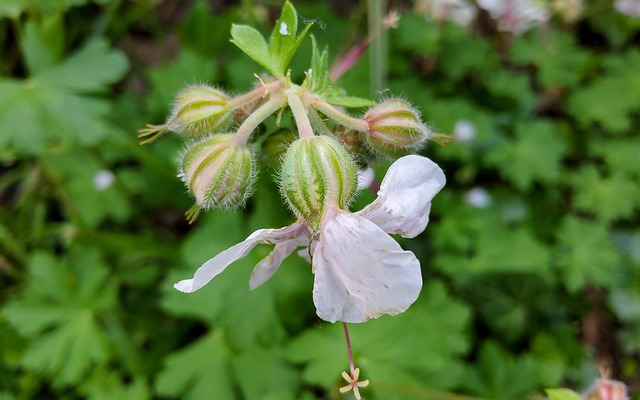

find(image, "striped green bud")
[363,99,429,156]
[180,134,255,210]
[280,135,358,232]
[168,85,233,138]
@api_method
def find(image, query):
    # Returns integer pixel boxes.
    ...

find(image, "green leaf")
[324,94,373,108]
[462,341,538,400]
[287,281,470,397]
[0,38,128,155]
[485,120,567,190]
[0,0,24,19]
[43,150,131,227]
[231,347,300,400]
[567,50,640,134]
[268,1,299,76]
[309,35,332,95]
[510,30,589,89]
[22,16,65,74]
[41,38,129,93]
[555,217,620,292]
[2,249,118,385]
[570,166,639,221]
[545,388,582,400]
[436,224,551,279]
[155,330,235,400]
[230,24,275,76]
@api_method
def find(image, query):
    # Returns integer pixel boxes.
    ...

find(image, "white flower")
[614,0,640,17]
[465,187,491,208]
[477,0,550,34]
[93,169,115,191]
[453,119,476,143]
[417,0,478,27]
[174,155,446,323]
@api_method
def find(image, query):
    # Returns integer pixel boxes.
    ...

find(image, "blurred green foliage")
[1,0,639,399]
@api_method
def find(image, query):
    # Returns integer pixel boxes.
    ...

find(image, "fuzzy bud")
[363,99,429,156]
[180,134,255,210]
[280,135,358,232]
[168,85,233,138]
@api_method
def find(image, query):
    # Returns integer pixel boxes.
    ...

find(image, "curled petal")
[358,155,445,238]
[249,228,311,290]
[175,222,307,293]
[312,211,422,323]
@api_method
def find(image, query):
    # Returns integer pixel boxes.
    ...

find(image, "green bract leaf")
[545,388,582,400]
[231,2,311,78]
[230,24,274,75]
[309,35,332,95]
[555,217,620,292]
[324,94,373,108]
[2,249,118,385]
[269,1,299,76]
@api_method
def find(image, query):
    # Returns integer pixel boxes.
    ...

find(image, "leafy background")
[1,0,639,399]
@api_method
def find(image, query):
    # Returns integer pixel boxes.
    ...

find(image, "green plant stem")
[310,98,368,132]
[287,91,314,138]
[228,80,283,108]
[233,94,287,145]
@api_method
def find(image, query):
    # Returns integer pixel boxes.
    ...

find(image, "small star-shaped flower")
[340,367,369,400]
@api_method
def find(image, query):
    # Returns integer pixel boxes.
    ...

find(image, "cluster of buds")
[140,75,432,224]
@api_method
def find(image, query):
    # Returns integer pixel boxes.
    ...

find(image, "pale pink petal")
[312,211,422,323]
[249,225,311,289]
[358,155,445,238]
[175,222,306,293]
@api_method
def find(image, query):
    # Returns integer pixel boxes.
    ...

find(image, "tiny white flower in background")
[477,0,550,34]
[93,170,115,191]
[356,167,375,190]
[453,119,476,143]
[417,0,478,27]
[174,155,446,323]
[614,0,640,17]
[464,187,491,208]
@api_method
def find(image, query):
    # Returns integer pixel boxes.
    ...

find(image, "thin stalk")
[287,91,314,138]
[342,322,355,376]
[311,99,368,132]
[228,80,282,109]
[233,94,287,145]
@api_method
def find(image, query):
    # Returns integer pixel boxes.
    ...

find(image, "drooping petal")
[249,226,311,289]
[174,222,307,293]
[312,211,422,323]
[358,155,445,238]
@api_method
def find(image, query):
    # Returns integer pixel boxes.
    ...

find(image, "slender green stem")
[287,91,314,138]
[233,94,287,145]
[228,80,282,109]
[311,98,368,132]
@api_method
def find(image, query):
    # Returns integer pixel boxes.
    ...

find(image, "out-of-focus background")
[1,0,639,399]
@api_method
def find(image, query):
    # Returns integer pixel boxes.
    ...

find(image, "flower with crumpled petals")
[174,155,445,323]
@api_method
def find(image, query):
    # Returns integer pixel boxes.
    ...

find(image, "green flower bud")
[180,134,255,211]
[168,85,233,137]
[280,135,358,232]
[363,99,429,156]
